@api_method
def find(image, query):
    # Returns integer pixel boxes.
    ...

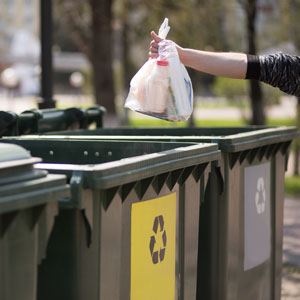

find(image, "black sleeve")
[246,54,260,80]
[258,53,300,96]
[246,52,300,97]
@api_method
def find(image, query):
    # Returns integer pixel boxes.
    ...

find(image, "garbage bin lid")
[0,142,69,214]
[0,171,69,214]
[0,142,42,184]
[0,143,31,162]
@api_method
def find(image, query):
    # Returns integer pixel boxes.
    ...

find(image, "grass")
[129,117,296,128]
[128,118,187,127]
[194,119,247,127]
[267,118,296,127]
[285,176,300,198]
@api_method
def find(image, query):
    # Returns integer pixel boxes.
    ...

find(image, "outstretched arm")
[149,31,248,79]
[150,31,300,97]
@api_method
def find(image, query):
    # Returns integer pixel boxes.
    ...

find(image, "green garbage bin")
[40,126,298,300]
[0,136,221,300]
[0,142,69,300]
[17,106,105,134]
[0,106,105,137]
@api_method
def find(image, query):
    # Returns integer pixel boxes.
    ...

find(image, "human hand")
[149,31,183,62]
[149,31,163,58]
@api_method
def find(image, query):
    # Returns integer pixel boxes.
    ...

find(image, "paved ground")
[282,198,300,299]
[283,198,300,267]
[281,267,300,300]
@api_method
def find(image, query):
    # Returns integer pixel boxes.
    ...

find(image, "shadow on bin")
[39,126,299,300]
[0,136,220,300]
[0,143,69,300]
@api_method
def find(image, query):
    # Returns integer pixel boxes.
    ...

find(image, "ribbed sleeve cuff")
[246,54,260,80]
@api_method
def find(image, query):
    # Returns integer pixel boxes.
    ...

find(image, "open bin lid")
[0,143,69,214]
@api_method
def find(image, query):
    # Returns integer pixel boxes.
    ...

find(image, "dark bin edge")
[0,174,69,214]
[34,144,221,190]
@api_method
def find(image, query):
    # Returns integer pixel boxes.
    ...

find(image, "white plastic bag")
[124,18,193,122]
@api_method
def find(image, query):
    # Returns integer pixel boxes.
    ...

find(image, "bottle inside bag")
[144,60,170,114]
[124,18,193,122]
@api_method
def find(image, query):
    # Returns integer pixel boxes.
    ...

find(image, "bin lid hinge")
[69,171,84,208]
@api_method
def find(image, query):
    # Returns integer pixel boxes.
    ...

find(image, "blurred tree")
[115,0,134,124]
[128,0,228,126]
[131,0,227,92]
[57,0,116,115]
[239,0,265,125]
[289,0,300,49]
[213,77,249,121]
[118,0,132,91]
[280,0,300,175]
[53,2,80,52]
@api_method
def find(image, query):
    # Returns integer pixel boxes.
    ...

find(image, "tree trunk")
[90,0,116,115]
[121,0,131,125]
[246,0,265,125]
[249,80,264,125]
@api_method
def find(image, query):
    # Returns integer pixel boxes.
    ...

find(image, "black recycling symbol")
[149,215,167,264]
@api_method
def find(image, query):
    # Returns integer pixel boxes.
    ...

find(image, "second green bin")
[1,136,221,300]
[41,126,298,300]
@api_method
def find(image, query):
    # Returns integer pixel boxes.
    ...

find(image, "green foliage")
[128,118,187,127]
[212,77,283,109]
[289,0,300,50]
[261,83,283,107]
[195,118,247,127]
[285,176,300,197]
[267,118,296,127]
[129,0,227,91]
[53,0,89,52]
[128,117,247,127]
[212,76,247,104]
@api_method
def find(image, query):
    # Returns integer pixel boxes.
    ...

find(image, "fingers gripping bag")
[124,18,193,122]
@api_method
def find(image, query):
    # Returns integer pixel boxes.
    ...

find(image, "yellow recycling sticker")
[131,193,177,300]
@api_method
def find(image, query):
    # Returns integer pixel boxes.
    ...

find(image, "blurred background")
[0,1,300,296]
[0,0,299,125]
[1,0,300,176]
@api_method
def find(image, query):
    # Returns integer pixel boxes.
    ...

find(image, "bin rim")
[213,126,299,152]
[23,125,299,152]
[32,143,221,189]
[0,157,41,170]
[0,174,69,214]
